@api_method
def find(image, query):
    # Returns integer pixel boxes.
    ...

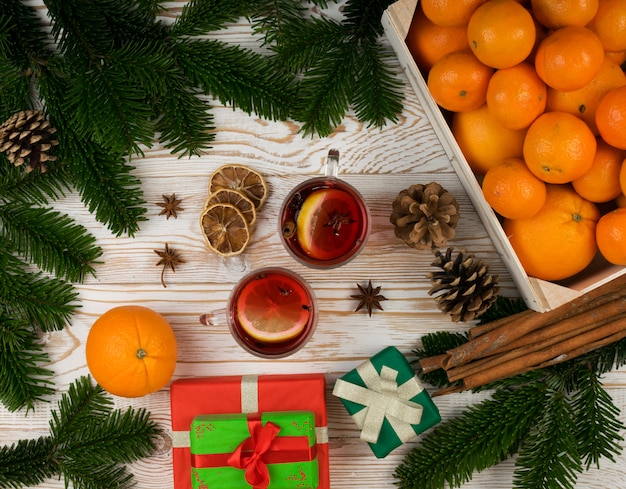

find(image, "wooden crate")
[382,0,626,312]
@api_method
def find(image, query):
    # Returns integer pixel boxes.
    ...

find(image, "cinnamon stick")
[462,316,626,390]
[446,312,624,383]
[536,329,626,369]
[468,309,534,339]
[419,354,447,373]
[441,278,626,370]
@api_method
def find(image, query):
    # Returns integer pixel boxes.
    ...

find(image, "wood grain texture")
[2,2,625,489]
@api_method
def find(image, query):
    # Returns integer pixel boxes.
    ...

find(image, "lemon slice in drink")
[236,272,312,343]
[296,188,361,261]
[208,164,268,210]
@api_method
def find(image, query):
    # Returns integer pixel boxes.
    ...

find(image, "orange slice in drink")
[236,272,312,343]
[296,188,360,261]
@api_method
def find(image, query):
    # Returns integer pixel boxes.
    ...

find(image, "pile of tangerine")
[407,0,626,281]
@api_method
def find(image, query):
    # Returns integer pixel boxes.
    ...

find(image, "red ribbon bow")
[227,417,281,489]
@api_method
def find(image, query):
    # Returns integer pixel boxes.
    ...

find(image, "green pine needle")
[0,376,162,489]
[403,297,626,489]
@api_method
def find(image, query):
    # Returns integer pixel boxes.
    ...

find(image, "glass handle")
[199,308,227,326]
[324,149,339,178]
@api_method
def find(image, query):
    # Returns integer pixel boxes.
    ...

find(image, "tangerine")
[486,62,547,129]
[86,305,177,398]
[616,192,626,208]
[596,207,626,265]
[421,0,487,27]
[467,0,536,69]
[621,157,626,195]
[595,85,626,150]
[546,57,626,134]
[572,139,625,203]
[482,157,547,219]
[523,111,597,184]
[530,0,598,29]
[588,0,626,53]
[427,50,494,112]
[503,184,599,281]
[406,5,469,71]
[534,26,605,92]
[452,104,527,175]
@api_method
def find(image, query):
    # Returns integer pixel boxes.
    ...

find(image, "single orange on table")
[503,184,600,281]
[530,0,598,29]
[572,139,625,203]
[587,0,626,53]
[482,158,547,219]
[466,0,536,69]
[86,305,177,398]
[486,62,547,130]
[523,111,597,184]
[405,4,469,71]
[427,50,494,112]
[595,85,626,150]
[296,187,361,262]
[534,26,605,92]
[546,57,626,135]
[235,271,314,343]
[420,0,487,27]
[452,104,526,175]
[596,207,626,265]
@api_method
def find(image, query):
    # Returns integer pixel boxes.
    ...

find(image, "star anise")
[351,280,388,317]
[154,243,185,288]
[156,193,184,219]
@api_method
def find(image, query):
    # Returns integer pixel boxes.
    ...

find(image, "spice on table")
[351,280,388,317]
[154,243,185,288]
[156,193,184,219]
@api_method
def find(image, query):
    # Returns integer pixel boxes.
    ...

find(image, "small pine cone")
[390,182,460,250]
[428,247,500,322]
[0,110,59,173]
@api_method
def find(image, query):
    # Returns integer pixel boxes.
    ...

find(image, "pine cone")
[390,182,460,250]
[0,110,59,173]
[428,247,500,322]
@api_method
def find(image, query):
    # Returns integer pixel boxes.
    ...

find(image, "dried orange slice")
[200,203,250,257]
[204,188,256,225]
[208,164,268,210]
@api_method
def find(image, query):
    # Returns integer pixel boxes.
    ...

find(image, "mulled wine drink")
[280,173,370,268]
[201,268,318,358]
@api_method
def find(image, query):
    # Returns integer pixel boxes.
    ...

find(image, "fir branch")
[0,436,56,488]
[571,367,624,469]
[0,376,162,489]
[0,202,101,283]
[173,38,296,122]
[0,245,79,331]
[0,314,54,412]
[513,382,582,489]
[170,0,245,37]
[352,38,403,128]
[0,157,71,206]
[394,384,547,489]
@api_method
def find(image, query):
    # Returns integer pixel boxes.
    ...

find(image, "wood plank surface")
[1,2,625,489]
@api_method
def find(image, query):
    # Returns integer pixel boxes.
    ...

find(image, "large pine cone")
[390,182,460,250]
[428,247,500,322]
[0,110,59,173]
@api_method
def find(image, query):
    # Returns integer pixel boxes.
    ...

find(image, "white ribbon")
[333,362,424,444]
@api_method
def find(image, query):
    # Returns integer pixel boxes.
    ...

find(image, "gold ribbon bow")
[333,362,424,444]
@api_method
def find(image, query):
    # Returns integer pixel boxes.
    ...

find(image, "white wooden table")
[1,2,625,488]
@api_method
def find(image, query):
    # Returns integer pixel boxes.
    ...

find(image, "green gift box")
[190,410,319,489]
[332,346,441,458]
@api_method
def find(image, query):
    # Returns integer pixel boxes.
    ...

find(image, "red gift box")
[170,374,329,489]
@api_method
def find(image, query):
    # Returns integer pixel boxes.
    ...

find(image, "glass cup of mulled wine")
[199,267,318,359]
[279,149,371,269]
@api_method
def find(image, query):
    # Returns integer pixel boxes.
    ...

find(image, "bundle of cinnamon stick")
[420,274,626,396]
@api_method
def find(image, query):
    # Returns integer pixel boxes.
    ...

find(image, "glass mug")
[279,149,371,268]
[199,267,318,359]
